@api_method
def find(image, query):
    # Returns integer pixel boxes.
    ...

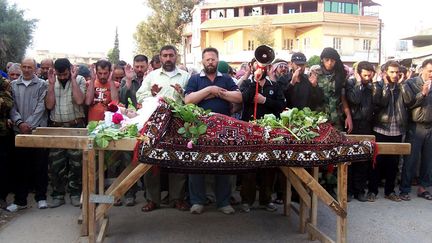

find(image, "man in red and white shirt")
[85,60,119,121]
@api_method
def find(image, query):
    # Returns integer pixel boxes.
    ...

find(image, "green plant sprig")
[254,107,328,141]
[165,97,211,144]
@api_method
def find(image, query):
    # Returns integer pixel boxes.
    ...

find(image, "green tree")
[134,0,198,56]
[307,55,321,67]
[107,27,120,64]
[0,0,37,70]
[253,17,275,47]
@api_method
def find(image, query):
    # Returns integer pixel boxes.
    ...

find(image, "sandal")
[399,193,411,201]
[141,201,159,212]
[113,199,123,207]
[273,199,284,205]
[417,191,432,200]
[173,200,190,211]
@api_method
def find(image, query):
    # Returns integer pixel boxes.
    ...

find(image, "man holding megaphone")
[238,45,286,213]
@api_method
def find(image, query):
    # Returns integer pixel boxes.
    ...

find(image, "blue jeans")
[189,174,231,208]
[400,123,432,194]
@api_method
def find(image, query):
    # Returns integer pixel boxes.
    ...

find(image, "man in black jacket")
[285,52,323,110]
[368,61,407,202]
[399,59,432,201]
[239,58,286,212]
[346,61,375,202]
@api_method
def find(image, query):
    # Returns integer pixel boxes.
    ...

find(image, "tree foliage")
[107,27,120,64]
[254,17,275,47]
[0,0,37,70]
[134,0,198,56]
[307,55,321,67]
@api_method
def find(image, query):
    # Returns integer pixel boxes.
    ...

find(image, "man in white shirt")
[136,45,190,212]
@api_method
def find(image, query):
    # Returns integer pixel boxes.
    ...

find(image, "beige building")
[184,0,381,68]
[399,27,432,67]
[34,50,106,65]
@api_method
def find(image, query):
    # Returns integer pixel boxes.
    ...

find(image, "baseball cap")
[291,52,307,65]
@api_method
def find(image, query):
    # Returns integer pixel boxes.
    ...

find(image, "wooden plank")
[337,163,348,243]
[96,163,152,221]
[105,163,137,195]
[283,168,292,216]
[77,214,83,225]
[99,138,137,151]
[309,167,319,241]
[96,218,109,243]
[98,151,105,196]
[81,150,89,236]
[377,142,410,155]
[345,134,375,141]
[290,203,300,215]
[15,135,88,149]
[289,167,347,218]
[32,127,87,136]
[306,223,335,243]
[88,148,97,243]
[280,167,311,208]
[299,199,307,233]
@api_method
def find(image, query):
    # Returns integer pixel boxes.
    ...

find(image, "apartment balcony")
[200,12,379,31]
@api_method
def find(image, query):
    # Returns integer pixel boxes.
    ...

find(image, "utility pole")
[378,18,382,65]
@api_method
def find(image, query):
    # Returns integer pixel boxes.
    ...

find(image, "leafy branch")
[87,121,139,148]
[255,107,328,141]
[165,97,210,145]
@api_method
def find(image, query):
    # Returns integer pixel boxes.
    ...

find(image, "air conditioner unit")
[252,7,261,16]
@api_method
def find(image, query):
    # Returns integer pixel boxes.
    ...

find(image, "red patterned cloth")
[136,100,374,172]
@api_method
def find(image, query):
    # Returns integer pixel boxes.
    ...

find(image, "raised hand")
[422,80,431,96]
[124,64,134,88]
[398,73,405,83]
[71,65,78,80]
[291,67,301,85]
[108,70,114,83]
[308,71,318,87]
[254,67,264,81]
[170,83,183,95]
[382,74,389,84]
[151,84,162,96]
[89,64,96,82]
[47,68,56,85]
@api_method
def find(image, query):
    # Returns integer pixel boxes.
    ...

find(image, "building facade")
[397,28,432,67]
[184,0,380,68]
[34,50,106,65]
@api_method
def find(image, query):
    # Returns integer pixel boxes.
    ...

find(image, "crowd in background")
[1,44,432,215]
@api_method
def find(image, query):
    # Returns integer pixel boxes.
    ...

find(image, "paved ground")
[0,188,431,243]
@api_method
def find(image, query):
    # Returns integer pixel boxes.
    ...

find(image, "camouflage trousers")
[49,149,82,198]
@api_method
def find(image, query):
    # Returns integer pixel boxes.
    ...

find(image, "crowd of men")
[1,45,432,216]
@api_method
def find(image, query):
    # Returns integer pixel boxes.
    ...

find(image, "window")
[363,39,372,51]
[284,3,300,14]
[263,4,277,15]
[283,39,294,50]
[324,1,331,12]
[303,38,311,50]
[324,1,359,15]
[210,9,225,19]
[333,37,341,50]
[224,40,234,53]
[248,40,255,51]
[302,2,318,13]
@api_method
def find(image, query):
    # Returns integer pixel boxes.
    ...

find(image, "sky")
[7,0,432,62]
[7,0,152,62]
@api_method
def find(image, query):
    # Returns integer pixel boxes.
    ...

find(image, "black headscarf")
[320,47,347,95]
